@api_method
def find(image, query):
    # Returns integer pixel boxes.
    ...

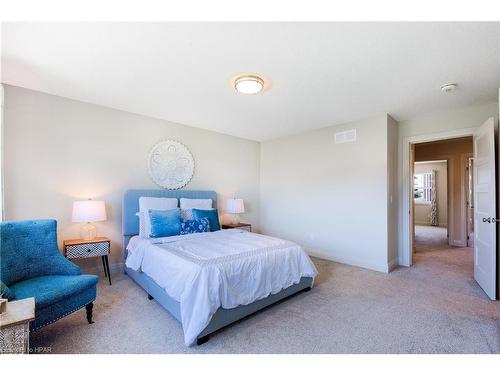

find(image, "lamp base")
[229,214,240,225]
[80,223,97,240]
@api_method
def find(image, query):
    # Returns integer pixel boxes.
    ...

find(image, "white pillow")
[139,197,178,212]
[179,198,212,209]
[136,212,149,238]
[180,198,213,220]
[138,197,178,238]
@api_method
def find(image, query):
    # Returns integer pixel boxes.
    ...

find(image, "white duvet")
[125,229,317,346]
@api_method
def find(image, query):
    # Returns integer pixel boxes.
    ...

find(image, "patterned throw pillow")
[180,217,210,235]
[192,208,221,231]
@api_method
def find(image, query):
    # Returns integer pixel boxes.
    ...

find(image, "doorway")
[413,160,448,253]
[402,118,498,300]
[411,137,473,257]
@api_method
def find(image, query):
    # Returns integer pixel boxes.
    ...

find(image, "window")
[414,173,433,204]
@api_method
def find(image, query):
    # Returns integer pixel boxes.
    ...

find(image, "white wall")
[414,162,447,226]
[3,85,261,271]
[260,115,393,272]
[397,100,498,264]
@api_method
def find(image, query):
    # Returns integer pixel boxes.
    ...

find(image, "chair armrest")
[44,256,82,276]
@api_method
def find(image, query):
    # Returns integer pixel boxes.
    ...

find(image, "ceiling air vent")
[334,129,356,144]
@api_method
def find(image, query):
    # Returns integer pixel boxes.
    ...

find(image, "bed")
[122,189,317,346]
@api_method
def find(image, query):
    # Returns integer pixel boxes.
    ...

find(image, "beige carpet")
[414,225,450,252]
[30,248,500,354]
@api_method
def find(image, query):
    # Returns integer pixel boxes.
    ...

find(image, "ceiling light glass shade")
[234,75,264,94]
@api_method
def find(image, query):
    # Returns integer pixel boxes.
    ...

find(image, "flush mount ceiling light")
[234,75,265,94]
[441,83,458,93]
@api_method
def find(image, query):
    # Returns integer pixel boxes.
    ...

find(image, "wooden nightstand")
[222,223,251,232]
[63,237,112,285]
[0,297,35,354]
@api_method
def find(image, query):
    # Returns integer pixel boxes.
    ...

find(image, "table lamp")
[225,198,245,225]
[72,199,107,240]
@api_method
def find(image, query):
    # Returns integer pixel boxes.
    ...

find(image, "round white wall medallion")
[148,140,195,189]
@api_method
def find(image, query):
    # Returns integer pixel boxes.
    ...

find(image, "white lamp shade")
[225,198,245,214]
[72,200,107,223]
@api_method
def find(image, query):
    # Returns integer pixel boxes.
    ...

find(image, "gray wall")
[4,84,498,274]
[260,115,393,272]
[397,101,498,262]
[3,85,261,272]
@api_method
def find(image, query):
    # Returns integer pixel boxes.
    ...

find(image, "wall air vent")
[334,129,356,144]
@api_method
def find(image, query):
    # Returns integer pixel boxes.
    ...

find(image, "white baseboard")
[305,248,395,273]
[414,221,428,226]
[415,221,447,227]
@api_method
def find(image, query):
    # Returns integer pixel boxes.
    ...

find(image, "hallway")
[415,225,450,252]
[414,225,475,291]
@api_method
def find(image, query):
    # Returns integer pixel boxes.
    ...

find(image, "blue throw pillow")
[148,208,181,238]
[180,217,210,235]
[192,208,221,232]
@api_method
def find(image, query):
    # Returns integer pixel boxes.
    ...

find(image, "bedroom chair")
[0,219,99,331]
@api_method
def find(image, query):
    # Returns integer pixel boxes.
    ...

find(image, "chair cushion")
[10,275,99,310]
[31,286,97,331]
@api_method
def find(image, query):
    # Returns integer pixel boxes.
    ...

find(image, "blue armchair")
[0,219,99,331]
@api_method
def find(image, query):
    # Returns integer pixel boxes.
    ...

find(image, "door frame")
[401,127,476,267]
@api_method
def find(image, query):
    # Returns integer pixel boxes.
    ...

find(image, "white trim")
[414,221,448,227]
[387,258,399,272]
[306,248,392,273]
[414,160,447,165]
[414,220,430,226]
[400,127,475,267]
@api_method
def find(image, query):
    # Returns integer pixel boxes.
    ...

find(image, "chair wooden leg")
[104,255,112,285]
[86,303,94,324]
[101,256,107,277]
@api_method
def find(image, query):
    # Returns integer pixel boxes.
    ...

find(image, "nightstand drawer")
[65,241,109,259]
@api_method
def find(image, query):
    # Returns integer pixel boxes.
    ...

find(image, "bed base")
[122,189,314,345]
[124,265,313,345]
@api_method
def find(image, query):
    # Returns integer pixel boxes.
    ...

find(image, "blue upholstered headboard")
[122,189,217,258]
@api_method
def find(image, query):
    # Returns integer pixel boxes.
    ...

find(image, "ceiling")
[2,22,499,141]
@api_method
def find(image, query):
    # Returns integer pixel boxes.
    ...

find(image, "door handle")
[482,217,500,223]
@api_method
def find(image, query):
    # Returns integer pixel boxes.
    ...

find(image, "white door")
[409,144,415,264]
[473,117,497,300]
